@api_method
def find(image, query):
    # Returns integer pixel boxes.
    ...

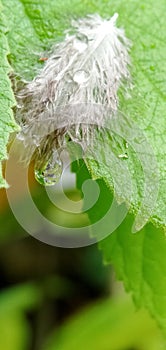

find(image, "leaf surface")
[1,0,166,336]
[2,0,166,226]
[75,163,166,335]
[0,3,19,187]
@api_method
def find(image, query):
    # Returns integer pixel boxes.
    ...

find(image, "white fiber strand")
[16,13,131,168]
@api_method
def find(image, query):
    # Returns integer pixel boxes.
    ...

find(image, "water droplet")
[74,35,88,53]
[17,104,23,109]
[73,70,90,84]
[47,30,53,38]
[124,91,132,100]
[35,156,62,186]
[17,132,25,141]
[118,153,128,159]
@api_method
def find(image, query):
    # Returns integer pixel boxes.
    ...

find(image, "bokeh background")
[0,158,163,350]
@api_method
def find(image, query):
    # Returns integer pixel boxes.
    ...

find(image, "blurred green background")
[0,162,163,350]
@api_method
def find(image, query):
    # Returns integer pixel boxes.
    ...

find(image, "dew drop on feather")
[35,156,63,186]
[73,70,90,84]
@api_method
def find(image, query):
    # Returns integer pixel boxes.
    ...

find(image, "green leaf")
[0,283,42,312]
[2,0,166,227]
[100,215,166,336]
[1,0,166,337]
[44,298,163,350]
[0,312,30,350]
[0,283,41,350]
[0,3,19,187]
[75,163,166,336]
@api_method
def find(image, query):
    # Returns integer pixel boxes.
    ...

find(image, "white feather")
[16,13,131,168]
